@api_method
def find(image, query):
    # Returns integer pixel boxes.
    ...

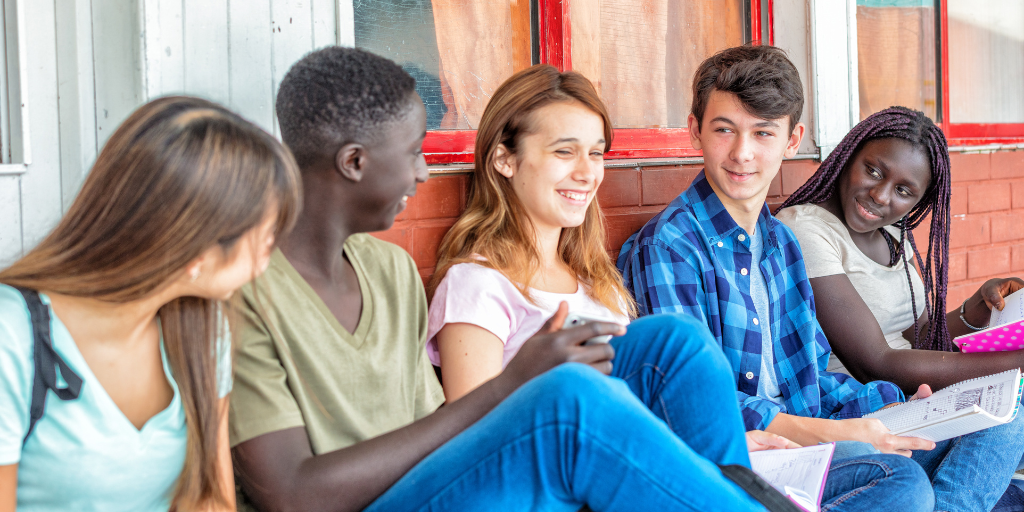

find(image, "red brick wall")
[373,152,1023,307]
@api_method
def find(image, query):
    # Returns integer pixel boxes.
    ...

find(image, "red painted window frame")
[425,0,774,165]
[937,0,1024,146]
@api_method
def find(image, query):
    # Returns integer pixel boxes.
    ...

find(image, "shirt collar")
[681,170,780,252]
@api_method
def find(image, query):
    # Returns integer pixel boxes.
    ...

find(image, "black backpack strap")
[16,287,83,446]
[719,464,804,512]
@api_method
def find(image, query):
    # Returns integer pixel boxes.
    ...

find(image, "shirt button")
[752,318,759,326]
[738,234,746,242]
[717,241,724,247]
[746,372,755,380]
[741,268,748,276]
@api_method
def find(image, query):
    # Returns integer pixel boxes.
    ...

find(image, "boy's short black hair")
[691,45,804,134]
[275,46,417,168]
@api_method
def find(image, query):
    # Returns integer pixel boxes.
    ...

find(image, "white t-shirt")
[0,284,232,511]
[426,262,629,368]
[777,204,927,375]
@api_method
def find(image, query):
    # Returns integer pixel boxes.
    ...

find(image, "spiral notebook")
[954,289,1024,353]
[749,443,835,512]
[863,368,1023,442]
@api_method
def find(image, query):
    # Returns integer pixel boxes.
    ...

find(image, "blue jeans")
[911,410,1024,512]
[366,314,763,511]
[825,442,934,511]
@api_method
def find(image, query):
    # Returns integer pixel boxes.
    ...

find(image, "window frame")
[423,0,775,165]
[0,0,31,175]
[937,0,1024,146]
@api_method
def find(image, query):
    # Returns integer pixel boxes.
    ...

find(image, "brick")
[949,152,990,182]
[400,174,466,221]
[597,168,640,208]
[967,246,1011,279]
[410,221,456,269]
[1013,181,1024,210]
[950,185,968,216]
[1013,245,1024,272]
[604,209,661,255]
[370,225,412,253]
[948,251,967,282]
[768,173,783,197]
[947,283,978,308]
[640,166,700,205]
[991,212,1024,243]
[991,150,1024,179]
[418,267,434,287]
[949,214,989,249]
[968,182,1011,213]
[781,160,820,195]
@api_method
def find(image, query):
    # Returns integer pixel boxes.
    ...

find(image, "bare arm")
[0,464,15,512]
[436,324,504,402]
[810,273,1024,393]
[232,303,622,512]
[764,412,934,457]
[904,277,1024,343]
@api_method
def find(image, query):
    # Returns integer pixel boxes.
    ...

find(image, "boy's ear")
[493,144,515,178]
[687,113,703,151]
[784,122,806,159]
[335,143,366,183]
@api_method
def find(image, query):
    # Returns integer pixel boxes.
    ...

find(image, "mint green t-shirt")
[0,284,232,511]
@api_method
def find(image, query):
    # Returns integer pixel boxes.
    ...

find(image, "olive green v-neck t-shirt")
[229,235,444,457]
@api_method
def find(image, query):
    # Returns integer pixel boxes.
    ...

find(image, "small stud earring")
[190,268,201,282]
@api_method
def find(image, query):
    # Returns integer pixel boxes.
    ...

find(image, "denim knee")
[526,363,629,406]
[624,314,730,369]
[877,453,934,512]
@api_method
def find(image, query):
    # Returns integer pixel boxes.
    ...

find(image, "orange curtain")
[430,0,742,130]
[570,0,743,128]
[430,1,531,129]
[856,6,937,120]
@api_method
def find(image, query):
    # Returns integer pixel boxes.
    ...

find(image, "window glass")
[354,0,532,130]
[569,0,744,128]
[947,0,1024,123]
[856,0,937,121]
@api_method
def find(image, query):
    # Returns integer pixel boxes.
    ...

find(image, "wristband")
[960,298,988,331]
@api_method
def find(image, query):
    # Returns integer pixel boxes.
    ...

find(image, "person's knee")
[631,313,730,373]
[527,363,625,404]
[877,453,934,511]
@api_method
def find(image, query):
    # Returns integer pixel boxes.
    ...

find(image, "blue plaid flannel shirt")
[617,172,904,431]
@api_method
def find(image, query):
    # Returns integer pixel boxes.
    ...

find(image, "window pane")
[354,0,532,130]
[569,0,744,128]
[856,0,937,120]
[948,0,1024,123]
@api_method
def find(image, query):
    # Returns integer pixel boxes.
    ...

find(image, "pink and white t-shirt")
[426,262,629,368]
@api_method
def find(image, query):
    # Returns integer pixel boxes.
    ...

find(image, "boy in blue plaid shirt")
[619,45,1024,512]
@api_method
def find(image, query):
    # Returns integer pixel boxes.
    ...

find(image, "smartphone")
[562,313,621,345]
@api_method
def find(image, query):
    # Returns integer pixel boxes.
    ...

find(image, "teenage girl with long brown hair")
[0,96,300,511]
[426,65,637,401]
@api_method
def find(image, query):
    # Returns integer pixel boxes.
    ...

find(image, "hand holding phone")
[562,313,623,345]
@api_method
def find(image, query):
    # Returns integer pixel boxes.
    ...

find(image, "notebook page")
[749,443,834,512]
[990,289,1024,328]
[865,369,1021,440]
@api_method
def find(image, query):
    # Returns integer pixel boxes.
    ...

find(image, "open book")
[954,288,1024,352]
[750,443,834,512]
[863,368,1023,442]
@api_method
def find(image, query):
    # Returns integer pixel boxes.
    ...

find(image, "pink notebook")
[954,289,1024,353]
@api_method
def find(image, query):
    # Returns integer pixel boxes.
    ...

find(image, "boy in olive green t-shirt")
[229,235,444,457]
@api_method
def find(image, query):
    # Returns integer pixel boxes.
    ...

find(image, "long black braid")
[778,106,953,352]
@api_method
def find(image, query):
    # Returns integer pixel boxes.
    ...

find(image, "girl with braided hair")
[776,106,1024,394]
